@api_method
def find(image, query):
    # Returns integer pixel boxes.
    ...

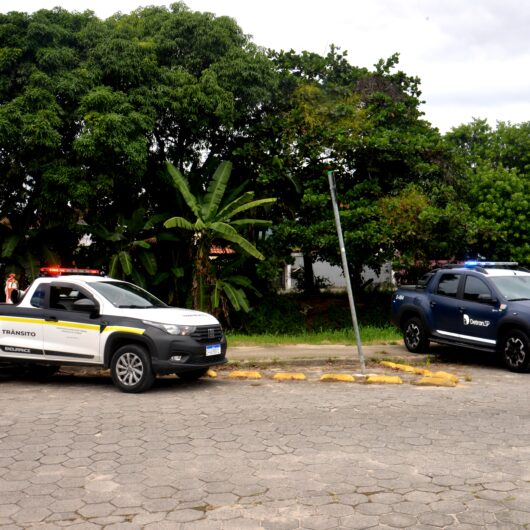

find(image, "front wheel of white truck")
[111,344,155,393]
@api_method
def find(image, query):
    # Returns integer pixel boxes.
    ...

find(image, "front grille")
[191,325,223,343]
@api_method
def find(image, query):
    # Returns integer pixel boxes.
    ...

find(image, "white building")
[282,252,393,291]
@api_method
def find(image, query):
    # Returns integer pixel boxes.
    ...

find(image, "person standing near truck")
[4,273,18,303]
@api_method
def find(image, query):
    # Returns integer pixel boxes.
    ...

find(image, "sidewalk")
[228,342,416,368]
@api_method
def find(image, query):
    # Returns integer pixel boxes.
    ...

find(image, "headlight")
[143,320,196,336]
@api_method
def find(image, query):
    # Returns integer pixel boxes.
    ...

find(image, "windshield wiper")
[117,304,152,308]
[508,298,530,302]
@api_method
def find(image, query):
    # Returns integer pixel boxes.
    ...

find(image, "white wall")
[283,253,393,290]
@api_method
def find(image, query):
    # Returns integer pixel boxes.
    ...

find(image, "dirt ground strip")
[213,361,465,387]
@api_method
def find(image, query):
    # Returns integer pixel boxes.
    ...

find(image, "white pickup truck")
[0,268,227,392]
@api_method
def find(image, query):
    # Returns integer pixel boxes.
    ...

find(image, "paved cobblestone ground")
[0,363,529,529]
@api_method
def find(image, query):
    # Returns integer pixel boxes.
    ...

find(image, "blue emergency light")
[464,261,518,268]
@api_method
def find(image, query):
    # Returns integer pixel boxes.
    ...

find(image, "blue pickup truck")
[391,262,530,372]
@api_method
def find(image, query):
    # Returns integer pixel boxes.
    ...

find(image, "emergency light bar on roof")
[40,267,101,277]
[464,261,519,268]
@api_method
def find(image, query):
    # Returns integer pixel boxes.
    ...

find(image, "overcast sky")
[4,0,530,132]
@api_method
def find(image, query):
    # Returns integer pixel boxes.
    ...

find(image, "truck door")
[457,275,500,349]
[430,272,464,341]
[42,283,101,363]
[0,285,46,360]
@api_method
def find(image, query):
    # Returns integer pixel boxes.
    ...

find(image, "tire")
[501,330,530,373]
[176,367,209,382]
[403,316,429,353]
[111,344,155,393]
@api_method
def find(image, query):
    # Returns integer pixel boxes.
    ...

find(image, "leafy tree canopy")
[445,119,530,263]
[0,4,277,292]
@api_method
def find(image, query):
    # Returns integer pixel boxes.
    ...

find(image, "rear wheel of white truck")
[111,344,155,393]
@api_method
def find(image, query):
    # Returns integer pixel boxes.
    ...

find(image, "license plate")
[206,344,221,356]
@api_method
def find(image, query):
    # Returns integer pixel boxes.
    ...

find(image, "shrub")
[228,290,393,334]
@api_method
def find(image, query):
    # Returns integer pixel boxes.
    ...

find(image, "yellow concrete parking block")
[273,372,307,381]
[414,376,457,387]
[228,370,262,379]
[431,371,459,383]
[380,361,432,376]
[365,375,403,385]
[320,374,355,383]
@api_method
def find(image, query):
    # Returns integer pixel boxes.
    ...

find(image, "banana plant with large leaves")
[164,160,276,315]
[91,208,171,289]
[1,222,60,284]
[211,258,262,324]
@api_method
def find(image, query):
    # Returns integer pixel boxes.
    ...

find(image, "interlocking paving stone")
[418,511,455,526]
[339,513,380,528]
[394,500,431,515]
[379,512,418,527]
[0,362,529,528]
[355,502,392,515]
[11,506,51,524]
[0,504,18,517]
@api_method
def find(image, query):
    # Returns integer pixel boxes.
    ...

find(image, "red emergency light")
[40,267,101,277]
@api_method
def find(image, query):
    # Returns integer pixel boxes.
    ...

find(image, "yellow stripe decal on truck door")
[0,316,44,325]
[44,321,100,331]
[1,316,99,331]
[104,326,145,335]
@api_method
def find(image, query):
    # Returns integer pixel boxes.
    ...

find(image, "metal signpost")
[327,170,366,373]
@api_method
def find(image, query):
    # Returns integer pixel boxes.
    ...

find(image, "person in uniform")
[5,273,18,303]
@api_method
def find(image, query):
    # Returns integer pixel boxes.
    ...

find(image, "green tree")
[445,119,530,263]
[164,160,275,315]
[0,8,99,275]
[248,50,449,291]
[0,4,277,296]
[377,184,471,281]
[467,166,529,262]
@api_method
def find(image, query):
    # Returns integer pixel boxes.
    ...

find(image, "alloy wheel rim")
[116,352,144,386]
[505,337,525,367]
[406,323,420,349]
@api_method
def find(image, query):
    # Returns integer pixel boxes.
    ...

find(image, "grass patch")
[226,325,401,347]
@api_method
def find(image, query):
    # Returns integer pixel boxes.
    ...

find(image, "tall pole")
[327,170,366,373]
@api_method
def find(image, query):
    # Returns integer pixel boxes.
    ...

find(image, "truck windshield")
[90,281,167,308]
[490,275,530,301]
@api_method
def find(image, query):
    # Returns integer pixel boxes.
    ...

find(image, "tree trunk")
[303,253,318,294]
[192,242,213,312]
[348,263,365,296]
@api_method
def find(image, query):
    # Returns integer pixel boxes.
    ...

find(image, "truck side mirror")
[73,298,99,315]
[10,289,19,304]
[478,293,498,305]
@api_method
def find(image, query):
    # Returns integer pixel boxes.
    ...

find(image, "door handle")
[430,301,436,307]
[45,315,58,322]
